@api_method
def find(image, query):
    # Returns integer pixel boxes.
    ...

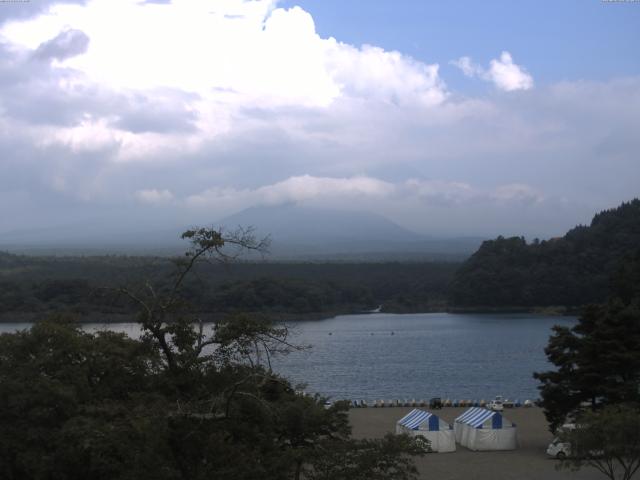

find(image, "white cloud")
[0,0,88,26]
[491,183,543,204]
[328,43,446,106]
[184,175,545,215]
[451,51,533,91]
[405,179,543,206]
[450,56,481,78]
[257,175,395,203]
[186,175,396,210]
[487,51,534,91]
[405,179,476,206]
[0,1,637,238]
[0,0,448,161]
[33,28,89,61]
[135,188,174,205]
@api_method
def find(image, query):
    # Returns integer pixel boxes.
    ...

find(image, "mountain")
[218,205,483,260]
[0,204,483,260]
[450,199,640,308]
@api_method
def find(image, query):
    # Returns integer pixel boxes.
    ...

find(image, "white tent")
[396,409,456,453]
[454,407,517,451]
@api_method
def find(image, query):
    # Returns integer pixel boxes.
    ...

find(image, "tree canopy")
[0,227,425,480]
[534,250,640,432]
[0,250,456,320]
[451,199,640,308]
[559,404,640,480]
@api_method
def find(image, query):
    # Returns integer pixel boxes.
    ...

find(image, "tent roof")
[455,407,503,428]
[397,409,438,430]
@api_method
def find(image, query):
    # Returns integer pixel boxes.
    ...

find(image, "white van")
[546,437,571,459]
[487,395,504,412]
[546,423,575,459]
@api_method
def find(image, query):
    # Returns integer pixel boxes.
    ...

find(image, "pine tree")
[534,250,640,432]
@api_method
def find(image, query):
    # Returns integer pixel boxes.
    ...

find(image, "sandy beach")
[349,407,603,480]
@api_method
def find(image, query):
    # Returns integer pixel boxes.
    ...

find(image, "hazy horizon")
[0,1,638,244]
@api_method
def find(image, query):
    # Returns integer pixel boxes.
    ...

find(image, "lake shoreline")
[446,305,583,316]
[0,310,358,324]
[0,305,581,324]
[2,312,576,401]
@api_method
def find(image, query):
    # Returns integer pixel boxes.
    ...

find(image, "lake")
[0,312,574,402]
[275,312,575,402]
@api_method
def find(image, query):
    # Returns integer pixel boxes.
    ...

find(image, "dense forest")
[0,252,458,321]
[0,229,425,479]
[2,199,639,320]
[450,199,640,309]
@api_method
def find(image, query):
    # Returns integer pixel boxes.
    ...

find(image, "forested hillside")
[450,199,640,309]
[0,253,457,320]
[4,199,637,319]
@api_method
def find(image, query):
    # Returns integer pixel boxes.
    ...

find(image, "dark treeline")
[3,198,639,319]
[450,199,640,309]
[532,248,640,478]
[534,248,640,431]
[0,253,458,320]
[1,228,425,480]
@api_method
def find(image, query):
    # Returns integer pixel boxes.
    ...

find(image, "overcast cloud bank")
[0,0,638,239]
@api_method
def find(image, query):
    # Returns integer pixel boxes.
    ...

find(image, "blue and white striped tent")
[396,409,456,452]
[456,407,505,429]
[454,407,517,451]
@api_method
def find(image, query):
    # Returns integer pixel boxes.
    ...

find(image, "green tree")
[305,434,425,480]
[534,251,640,432]
[451,199,640,309]
[558,405,640,480]
[0,316,169,480]
[0,227,425,480]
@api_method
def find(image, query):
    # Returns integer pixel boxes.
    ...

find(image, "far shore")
[0,306,580,324]
[447,305,583,316]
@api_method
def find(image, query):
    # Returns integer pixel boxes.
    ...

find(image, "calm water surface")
[1,313,574,402]
[274,312,575,402]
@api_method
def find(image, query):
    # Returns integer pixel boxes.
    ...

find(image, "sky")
[0,0,639,240]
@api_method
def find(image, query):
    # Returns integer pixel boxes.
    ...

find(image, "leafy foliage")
[0,317,167,480]
[305,434,426,480]
[0,251,456,318]
[559,405,640,480]
[0,227,425,480]
[534,250,640,432]
[451,199,640,308]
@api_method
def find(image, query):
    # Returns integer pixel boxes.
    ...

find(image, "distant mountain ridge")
[450,199,640,308]
[219,205,483,260]
[220,204,423,244]
[0,204,483,260]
